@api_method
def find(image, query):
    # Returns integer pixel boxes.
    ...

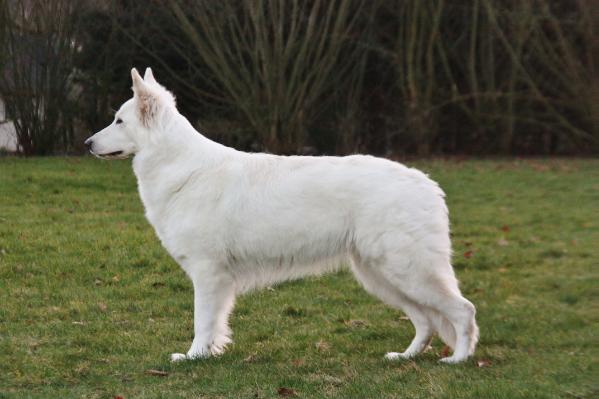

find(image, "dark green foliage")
[0,0,596,155]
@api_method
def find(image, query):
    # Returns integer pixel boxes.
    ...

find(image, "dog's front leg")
[171,265,236,362]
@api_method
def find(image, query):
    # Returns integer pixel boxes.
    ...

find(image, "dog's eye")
[115,118,123,125]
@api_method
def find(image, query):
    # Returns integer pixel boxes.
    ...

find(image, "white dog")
[85,68,478,364]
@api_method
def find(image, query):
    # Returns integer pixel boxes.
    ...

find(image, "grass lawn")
[0,157,597,398]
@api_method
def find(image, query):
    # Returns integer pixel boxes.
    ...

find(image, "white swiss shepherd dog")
[85,68,478,364]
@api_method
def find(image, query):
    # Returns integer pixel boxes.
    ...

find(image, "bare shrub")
[161,0,372,154]
[0,0,83,155]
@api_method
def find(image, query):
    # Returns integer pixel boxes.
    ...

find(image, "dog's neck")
[131,112,237,213]
[132,113,235,177]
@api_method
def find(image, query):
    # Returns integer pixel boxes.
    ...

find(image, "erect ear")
[131,68,146,93]
[143,67,158,85]
[131,68,158,127]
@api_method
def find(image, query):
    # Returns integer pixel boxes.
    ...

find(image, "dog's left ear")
[144,67,158,85]
[131,68,159,127]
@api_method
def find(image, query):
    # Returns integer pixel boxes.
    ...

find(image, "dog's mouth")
[92,150,127,159]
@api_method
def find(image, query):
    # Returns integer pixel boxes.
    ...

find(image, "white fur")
[86,68,479,364]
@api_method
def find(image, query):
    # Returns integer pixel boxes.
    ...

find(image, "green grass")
[0,157,597,398]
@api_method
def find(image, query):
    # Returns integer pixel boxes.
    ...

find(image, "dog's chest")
[136,173,225,258]
[137,184,168,236]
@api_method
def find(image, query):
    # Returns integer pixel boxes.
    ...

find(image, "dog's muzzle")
[84,138,93,152]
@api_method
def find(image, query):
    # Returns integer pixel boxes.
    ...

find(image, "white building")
[0,98,18,152]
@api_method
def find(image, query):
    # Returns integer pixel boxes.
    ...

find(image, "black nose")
[84,138,93,150]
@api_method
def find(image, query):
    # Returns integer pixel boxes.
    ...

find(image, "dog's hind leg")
[171,262,236,362]
[350,257,433,360]
[422,307,457,351]
[383,299,434,360]
[378,256,478,364]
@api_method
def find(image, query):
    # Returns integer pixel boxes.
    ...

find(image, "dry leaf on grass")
[441,345,451,357]
[277,387,297,397]
[145,369,168,377]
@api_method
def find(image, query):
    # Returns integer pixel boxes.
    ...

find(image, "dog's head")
[85,67,176,159]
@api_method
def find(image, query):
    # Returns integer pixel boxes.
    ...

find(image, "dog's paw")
[439,355,466,364]
[186,350,211,360]
[170,353,187,363]
[384,352,412,361]
[186,344,214,360]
